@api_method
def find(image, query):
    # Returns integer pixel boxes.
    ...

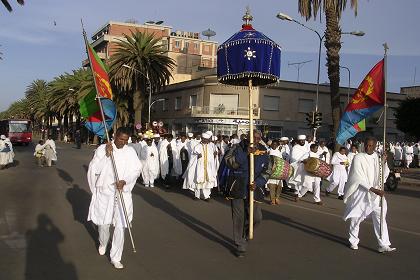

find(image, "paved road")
[1,143,420,280]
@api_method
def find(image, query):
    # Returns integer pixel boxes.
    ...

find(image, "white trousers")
[298,182,321,202]
[348,198,391,248]
[143,169,155,186]
[327,180,346,196]
[406,159,412,168]
[194,188,211,199]
[98,225,125,262]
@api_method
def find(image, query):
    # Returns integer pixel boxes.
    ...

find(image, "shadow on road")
[66,184,98,248]
[57,168,74,184]
[134,187,235,252]
[25,214,78,280]
[390,186,420,199]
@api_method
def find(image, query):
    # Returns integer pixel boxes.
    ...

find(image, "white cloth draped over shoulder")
[159,139,170,179]
[343,153,389,221]
[44,139,57,161]
[330,152,348,186]
[87,143,142,228]
[183,142,217,191]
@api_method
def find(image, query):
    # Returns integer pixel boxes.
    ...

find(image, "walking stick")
[82,20,136,252]
[248,79,255,240]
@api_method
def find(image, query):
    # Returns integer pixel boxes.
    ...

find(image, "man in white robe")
[87,127,142,269]
[343,137,396,253]
[279,137,290,162]
[317,140,331,163]
[140,136,160,187]
[347,144,359,173]
[289,135,310,196]
[0,136,9,169]
[183,132,217,200]
[44,136,57,167]
[326,147,349,199]
[404,142,414,168]
[393,143,403,167]
[298,144,322,204]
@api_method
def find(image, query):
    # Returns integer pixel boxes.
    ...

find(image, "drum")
[304,157,332,178]
[270,156,294,180]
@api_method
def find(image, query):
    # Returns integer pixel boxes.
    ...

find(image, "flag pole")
[248,78,255,240]
[380,43,389,239]
[81,19,137,253]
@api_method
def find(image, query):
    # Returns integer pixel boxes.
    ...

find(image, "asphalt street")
[1,143,420,280]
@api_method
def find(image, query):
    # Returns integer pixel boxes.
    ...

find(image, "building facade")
[85,21,218,84]
[151,69,407,142]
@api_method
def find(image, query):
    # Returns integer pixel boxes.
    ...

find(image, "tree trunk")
[324,6,342,151]
[133,89,143,128]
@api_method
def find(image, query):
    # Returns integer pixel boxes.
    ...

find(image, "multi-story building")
[401,85,420,98]
[85,20,218,84]
[151,68,407,142]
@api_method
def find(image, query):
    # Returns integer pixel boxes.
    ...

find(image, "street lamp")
[149,98,165,118]
[122,64,152,128]
[340,66,351,103]
[276,12,364,136]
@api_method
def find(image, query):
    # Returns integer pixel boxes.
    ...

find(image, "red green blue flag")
[336,59,384,145]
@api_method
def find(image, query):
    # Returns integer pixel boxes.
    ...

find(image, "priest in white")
[140,136,160,187]
[289,135,310,195]
[404,143,414,168]
[326,147,349,199]
[298,143,322,204]
[87,127,142,269]
[183,132,217,200]
[343,136,396,253]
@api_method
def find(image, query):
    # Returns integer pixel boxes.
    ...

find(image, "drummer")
[326,147,349,200]
[297,144,323,205]
[289,135,310,196]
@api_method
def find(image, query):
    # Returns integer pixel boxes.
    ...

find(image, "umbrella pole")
[248,79,255,240]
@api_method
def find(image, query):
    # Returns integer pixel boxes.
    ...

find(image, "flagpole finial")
[383,43,389,53]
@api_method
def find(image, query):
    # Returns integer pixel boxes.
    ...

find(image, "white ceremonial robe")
[280,144,290,162]
[317,146,331,163]
[289,144,310,193]
[87,143,141,228]
[404,146,414,168]
[343,152,391,248]
[159,139,170,179]
[183,142,217,199]
[327,152,348,196]
[394,145,403,161]
[347,152,358,174]
[128,142,142,160]
[299,151,321,202]
[170,139,183,176]
[0,140,8,166]
[140,144,159,186]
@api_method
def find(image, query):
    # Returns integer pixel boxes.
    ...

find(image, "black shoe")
[204,198,211,202]
[325,191,330,197]
[338,195,344,200]
[234,250,246,258]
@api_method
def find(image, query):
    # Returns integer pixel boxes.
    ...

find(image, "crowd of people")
[86,128,404,268]
[33,136,57,167]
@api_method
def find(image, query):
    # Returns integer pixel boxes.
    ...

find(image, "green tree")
[109,31,175,126]
[2,0,24,12]
[298,0,358,147]
[395,98,420,140]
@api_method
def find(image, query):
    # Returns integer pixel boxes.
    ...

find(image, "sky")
[1,0,419,111]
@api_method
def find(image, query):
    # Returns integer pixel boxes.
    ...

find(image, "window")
[175,40,180,48]
[204,45,210,52]
[298,99,314,113]
[189,95,197,108]
[185,41,190,50]
[175,97,182,110]
[263,95,280,111]
[162,99,168,111]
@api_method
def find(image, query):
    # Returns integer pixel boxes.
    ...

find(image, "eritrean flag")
[79,31,116,139]
[336,59,384,145]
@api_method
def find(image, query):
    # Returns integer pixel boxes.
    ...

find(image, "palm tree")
[2,0,24,12]
[298,0,358,147]
[109,31,175,126]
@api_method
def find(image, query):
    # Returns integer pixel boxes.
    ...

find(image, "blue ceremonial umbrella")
[217,7,281,240]
[217,8,281,86]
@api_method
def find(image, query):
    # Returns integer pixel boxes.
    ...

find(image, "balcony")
[188,106,260,118]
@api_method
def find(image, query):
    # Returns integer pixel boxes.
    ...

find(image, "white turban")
[202,132,211,139]
[153,134,160,138]
[187,133,194,138]
[297,135,306,140]
[280,137,289,141]
[206,131,213,136]
[0,135,5,140]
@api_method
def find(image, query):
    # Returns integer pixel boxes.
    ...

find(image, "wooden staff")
[82,20,136,252]
[248,79,255,240]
